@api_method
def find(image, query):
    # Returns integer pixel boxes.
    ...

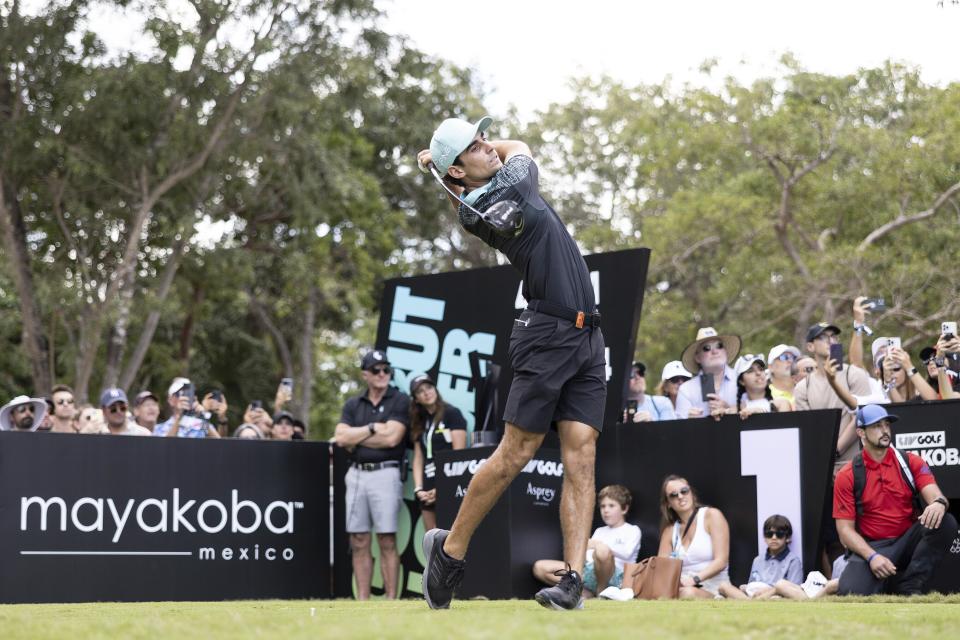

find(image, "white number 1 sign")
[740,428,804,561]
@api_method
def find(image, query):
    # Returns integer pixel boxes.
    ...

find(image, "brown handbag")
[622,556,682,600]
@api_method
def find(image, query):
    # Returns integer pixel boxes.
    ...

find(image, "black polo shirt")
[338,385,410,464]
[460,155,595,312]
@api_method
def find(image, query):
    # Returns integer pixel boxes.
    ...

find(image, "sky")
[381,0,960,120]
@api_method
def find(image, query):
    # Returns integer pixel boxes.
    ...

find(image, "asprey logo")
[526,483,556,505]
[895,431,946,449]
[20,489,302,542]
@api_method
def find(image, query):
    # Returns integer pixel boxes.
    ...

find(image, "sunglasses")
[701,342,724,353]
[13,405,35,414]
[803,366,815,374]
[667,486,691,499]
[764,529,788,539]
[106,403,128,413]
[630,373,644,380]
[56,397,76,406]
[369,366,392,376]
[815,333,840,343]
[668,376,690,384]
[776,353,796,362]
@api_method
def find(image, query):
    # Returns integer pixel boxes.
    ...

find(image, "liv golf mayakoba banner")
[374,248,651,436]
[0,432,330,603]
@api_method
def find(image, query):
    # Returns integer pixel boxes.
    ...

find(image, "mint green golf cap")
[429,115,493,175]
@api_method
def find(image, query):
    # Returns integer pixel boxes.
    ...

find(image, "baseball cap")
[856,404,899,428]
[631,362,646,376]
[134,390,158,406]
[661,361,693,381]
[805,322,841,343]
[168,377,191,397]
[99,388,128,407]
[919,346,937,362]
[409,373,435,395]
[274,411,295,425]
[733,354,767,379]
[360,349,390,371]
[768,344,801,363]
[429,116,494,175]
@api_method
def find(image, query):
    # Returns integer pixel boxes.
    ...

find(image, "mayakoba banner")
[0,432,330,603]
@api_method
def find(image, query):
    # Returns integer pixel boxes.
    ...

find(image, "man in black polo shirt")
[417,116,606,610]
[334,349,410,599]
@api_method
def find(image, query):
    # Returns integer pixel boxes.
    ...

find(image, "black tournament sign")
[0,432,330,603]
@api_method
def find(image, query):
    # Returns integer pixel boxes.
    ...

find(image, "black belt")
[528,299,601,329]
[351,460,400,471]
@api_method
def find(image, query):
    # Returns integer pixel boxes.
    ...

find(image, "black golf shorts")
[502,308,607,434]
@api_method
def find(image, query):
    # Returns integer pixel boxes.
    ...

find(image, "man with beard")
[0,395,48,432]
[832,405,956,595]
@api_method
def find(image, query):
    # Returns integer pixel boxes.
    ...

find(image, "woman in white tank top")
[657,475,730,598]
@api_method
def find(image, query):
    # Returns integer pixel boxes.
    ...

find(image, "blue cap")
[429,116,493,175]
[856,404,899,428]
[99,387,128,407]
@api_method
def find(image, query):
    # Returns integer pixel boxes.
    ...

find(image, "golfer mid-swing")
[417,116,606,610]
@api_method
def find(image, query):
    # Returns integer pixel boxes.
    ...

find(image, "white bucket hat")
[0,395,48,431]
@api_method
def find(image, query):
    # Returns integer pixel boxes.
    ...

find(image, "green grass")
[2,596,959,639]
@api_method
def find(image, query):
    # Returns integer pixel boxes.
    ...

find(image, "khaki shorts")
[345,466,402,534]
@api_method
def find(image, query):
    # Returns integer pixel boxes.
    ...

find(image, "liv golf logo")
[19,489,304,562]
[896,430,960,467]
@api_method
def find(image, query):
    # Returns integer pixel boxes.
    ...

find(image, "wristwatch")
[693,575,703,588]
[367,422,376,435]
[934,496,949,509]
[908,367,918,377]
[935,357,947,369]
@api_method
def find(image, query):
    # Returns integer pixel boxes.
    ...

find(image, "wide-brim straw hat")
[681,327,742,375]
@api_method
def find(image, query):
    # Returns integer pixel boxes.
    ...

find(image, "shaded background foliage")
[2,3,959,436]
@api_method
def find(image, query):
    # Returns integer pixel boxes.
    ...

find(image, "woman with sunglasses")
[733,355,791,418]
[409,374,467,532]
[655,361,693,411]
[657,475,730,598]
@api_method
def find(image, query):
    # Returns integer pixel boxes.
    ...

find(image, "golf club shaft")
[427,162,485,218]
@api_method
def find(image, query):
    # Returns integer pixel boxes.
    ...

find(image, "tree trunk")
[297,285,318,432]
[0,174,52,394]
[249,293,296,376]
[119,238,186,390]
[178,283,205,367]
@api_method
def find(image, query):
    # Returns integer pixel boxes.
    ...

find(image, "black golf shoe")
[423,528,465,610]
[534,566,585,611]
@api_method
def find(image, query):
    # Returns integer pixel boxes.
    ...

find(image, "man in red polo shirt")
[833,404,957,595]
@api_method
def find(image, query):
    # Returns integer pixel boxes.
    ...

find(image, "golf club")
[427,162,522,238]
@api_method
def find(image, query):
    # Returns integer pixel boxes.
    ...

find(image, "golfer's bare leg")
[557,419,598,575]
[443,423,545,560]
[377,533,399,599]
[350,532,373,600]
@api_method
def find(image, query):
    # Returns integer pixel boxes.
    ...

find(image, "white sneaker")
[597,586,634,601]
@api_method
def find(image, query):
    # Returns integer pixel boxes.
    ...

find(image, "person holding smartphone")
[794,323,871,470]
[152,377,220,438]
[621,362,676,423]
[674,327,741,420]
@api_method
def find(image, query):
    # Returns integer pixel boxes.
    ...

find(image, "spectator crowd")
[2,294,958,601]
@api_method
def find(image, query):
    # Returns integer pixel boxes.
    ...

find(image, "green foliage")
[521,62,960,372]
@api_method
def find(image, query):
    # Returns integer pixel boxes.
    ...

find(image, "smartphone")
[943,321,957,341]
[280,377,295,393]
[829,343,843,366]
[250,400,263,410]
[886,337,902,350]
[626,399,638,417]
[863,297,886,313]
[700,373,715,402]
[179,383,196,416]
